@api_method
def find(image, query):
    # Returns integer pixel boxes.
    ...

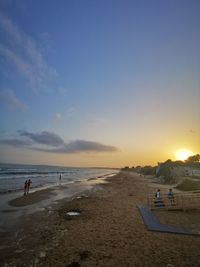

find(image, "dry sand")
[1,171,200,267]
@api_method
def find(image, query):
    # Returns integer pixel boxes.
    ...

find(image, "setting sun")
[175,149,193,161]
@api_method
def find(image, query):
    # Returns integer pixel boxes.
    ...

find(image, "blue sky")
[0,0,199,167]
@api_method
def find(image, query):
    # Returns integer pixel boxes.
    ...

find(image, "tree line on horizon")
[122,154,200,182]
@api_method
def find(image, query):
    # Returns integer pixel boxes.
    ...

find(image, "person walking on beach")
[27,179,32,194]
[24,180,28,195]
[59,174,62,185]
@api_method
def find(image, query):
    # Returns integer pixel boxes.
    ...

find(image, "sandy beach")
[1,171,200,267]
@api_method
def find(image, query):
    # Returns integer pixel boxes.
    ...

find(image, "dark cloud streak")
[0,138,32,147]
[0,131,118,154]
[34,140,118,153]
[18,130,64,147]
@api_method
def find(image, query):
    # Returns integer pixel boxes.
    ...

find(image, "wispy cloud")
[0,12,57,90]
[66,107,76,118]
[0,89,27,111]
[54,108,76,123]
[54,113,62,122]
[0,44,33,82]
[87,113,107,126]
[0,130,118,154]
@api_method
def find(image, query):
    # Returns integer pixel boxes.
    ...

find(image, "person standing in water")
[27,179,32,194]
[24,180,28,195]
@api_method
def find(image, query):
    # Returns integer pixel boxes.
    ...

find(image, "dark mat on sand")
[137,205,200,236]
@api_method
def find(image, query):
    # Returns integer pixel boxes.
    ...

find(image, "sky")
[0,0,199,168]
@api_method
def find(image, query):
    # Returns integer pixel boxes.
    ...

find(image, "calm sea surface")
[0,163,118,193]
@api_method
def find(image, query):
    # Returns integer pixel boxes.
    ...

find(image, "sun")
[175,149,193,161]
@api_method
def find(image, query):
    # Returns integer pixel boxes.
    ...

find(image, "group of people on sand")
[155,188,175,205]
[24,179,32,196]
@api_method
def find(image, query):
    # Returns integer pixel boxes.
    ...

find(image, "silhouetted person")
[27,179,32,194]
[24,180,28,195]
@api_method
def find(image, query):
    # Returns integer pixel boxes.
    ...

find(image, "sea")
[0,163,118,230]
[0,163,118,194]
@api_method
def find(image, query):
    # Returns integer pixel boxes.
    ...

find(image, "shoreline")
[1,171,200,267]
[0,172,117,232]
[8,187,56,207]
[8,172,115,208]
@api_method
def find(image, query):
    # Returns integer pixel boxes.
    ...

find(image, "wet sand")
[9,188,55,207]
[1,172,200,267]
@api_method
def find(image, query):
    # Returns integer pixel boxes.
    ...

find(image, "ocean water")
[0,163,118,231]
[0,163,118,194]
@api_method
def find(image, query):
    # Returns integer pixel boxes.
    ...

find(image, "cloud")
[36,140,118,153]
[87,113,107,126]
[0,130,118,154]
[0,12,57,90]
[0,44,32,81]
[54,113,62,122]
[54,107,76,123]
[0,89,27,111]
[18,130,64,147]
[0,138,32,147]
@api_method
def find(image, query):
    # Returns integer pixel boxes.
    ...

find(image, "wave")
[0,165,117,195]
[0,170,75,176]
[0,188,22,194]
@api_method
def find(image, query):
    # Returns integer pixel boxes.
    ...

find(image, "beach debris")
[39,251,46,258]
[72,194,88,200]
[65,209,81,219]
[15,248,25,253]
[47,210,53,215]
[66,211,80,216]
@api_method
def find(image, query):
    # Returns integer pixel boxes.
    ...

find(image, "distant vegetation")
[140,166,157,175]
[185,154,200,163]
[156,154,200,185]
[121,154,200,188]
[121,165,156,175]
